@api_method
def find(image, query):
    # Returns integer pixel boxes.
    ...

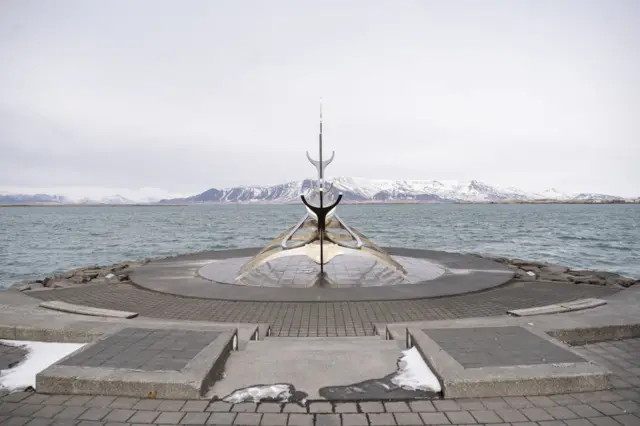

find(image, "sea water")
[0,203,638,289]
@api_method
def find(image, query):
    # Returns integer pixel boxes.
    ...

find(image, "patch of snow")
[223,383,293,404]
[0,340,86,392]
[526,271,536,276]
[391,347,441,392]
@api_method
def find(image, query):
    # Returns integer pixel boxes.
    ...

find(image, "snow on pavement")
[0,340,86,392]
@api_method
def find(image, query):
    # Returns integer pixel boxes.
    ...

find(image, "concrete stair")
[207,336,409,401]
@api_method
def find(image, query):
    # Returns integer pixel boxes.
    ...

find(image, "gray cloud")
[0,0,638,197]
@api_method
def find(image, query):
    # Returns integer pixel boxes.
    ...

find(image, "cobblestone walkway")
[1,338,639,425]
[0,344,27,371]
[29,282,617,337]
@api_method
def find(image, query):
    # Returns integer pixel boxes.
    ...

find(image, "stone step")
[207,336,437,402]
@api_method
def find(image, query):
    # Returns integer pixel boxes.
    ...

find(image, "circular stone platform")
[130,247,515,302]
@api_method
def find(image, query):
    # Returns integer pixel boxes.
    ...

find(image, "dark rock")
[51,280,76,289]
[571,275,604,285]
[43,277,52,287]
[510,259,547,267]
[519,265,541,274]
[541,265,569,275]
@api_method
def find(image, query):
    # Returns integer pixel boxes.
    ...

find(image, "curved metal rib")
[306,150,335,177]
[332,214,363,249]
[281,213,312,249]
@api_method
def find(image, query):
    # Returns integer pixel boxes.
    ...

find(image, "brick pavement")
[28,281,617,337]
[1,338,639,426]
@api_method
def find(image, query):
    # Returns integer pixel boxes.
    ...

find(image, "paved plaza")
[0,249,638,425]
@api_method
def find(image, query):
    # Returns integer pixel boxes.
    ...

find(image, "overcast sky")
[1,0,638,198]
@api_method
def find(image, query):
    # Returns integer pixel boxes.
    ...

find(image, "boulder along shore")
[8,253,638,292]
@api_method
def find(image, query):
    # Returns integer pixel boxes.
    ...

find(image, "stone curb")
[39,301,139,319]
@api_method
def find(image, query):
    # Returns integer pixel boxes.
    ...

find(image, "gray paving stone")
[1,394,32,403]
[614,400,639,413]
[359,402,384,413]
[206,402,232,412]
[105,423,129,426]
[521,407,554,421]
[282,404,306,413]
[180,401,208,412]
[334,403,358,413]
[495,409,528,423]
[78,408,111,421]
[286,413,313,426]
[1,417,30,426]
[589,417,626,426]
[526,396,556,408]
[410,401,435,412]
[64,397,94,407]
[11,405,44,417]
[155,412,184,424]
[109,399,139,410]
[257,403,282,413]
[536,421,566,426]
[314,414,340,426]
[384,402,410,413]
[367,413,396,425]
[43,397,73,406]
[479,398,510,410]
[76,422,103,426]
[444,410,475,424]
[85,397,117,408]
[103,410,135,423]
[22,396,49,405]
[503,397,534,409]
[453,400,484,411]
[564,419,598,426]
[544,406,579,420]
[32,405,65,418]
[341,413,368,426]
[206,411,236,424]
[590,402,626,416]
[230,403,256,413]
[611,414,640,426]
[0,403,20,414]
[232,412,261,425]
[154,401,184,412]
[131,401,162,411]
[568,404,604,418]
[180,412,209,424]
[470,410,502,423]
[259,413,288,426]
[24,419,53,426]
[55,407,88,420]
[434,401,461,412]
[393,412,424,425]
[128,410,160,423]
[309,403,332,414]
[548,394,580,406]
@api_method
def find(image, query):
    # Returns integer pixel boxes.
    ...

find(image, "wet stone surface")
[58,328,220,371]
[200,255,446,288]
[424,326,586,368]
[0,343,27,371]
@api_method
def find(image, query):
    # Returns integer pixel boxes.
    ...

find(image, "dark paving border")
[28,280,619,337]
[129,247,515,302]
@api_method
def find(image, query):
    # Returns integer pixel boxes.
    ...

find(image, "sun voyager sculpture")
[236,101,408,286]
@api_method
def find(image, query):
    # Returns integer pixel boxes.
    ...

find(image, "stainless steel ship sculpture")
[236,101,407,285]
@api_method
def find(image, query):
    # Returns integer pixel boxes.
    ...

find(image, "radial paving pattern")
[29,281,618,337]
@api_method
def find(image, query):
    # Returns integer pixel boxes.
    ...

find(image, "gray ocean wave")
[0,203,639,289]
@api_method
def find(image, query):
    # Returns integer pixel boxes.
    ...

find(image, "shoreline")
[7,252,638,293]
[1,200,638,207]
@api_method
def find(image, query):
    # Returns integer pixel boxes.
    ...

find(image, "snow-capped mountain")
[1,178,630,205]
[159,177,630,204]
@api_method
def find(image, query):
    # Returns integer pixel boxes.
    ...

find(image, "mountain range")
[1,178,634,205]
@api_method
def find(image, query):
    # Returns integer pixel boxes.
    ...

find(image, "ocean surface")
[1,203,639,289]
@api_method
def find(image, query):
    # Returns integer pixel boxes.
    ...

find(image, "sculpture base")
[129,248,516,302]
[200,254,445,288]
